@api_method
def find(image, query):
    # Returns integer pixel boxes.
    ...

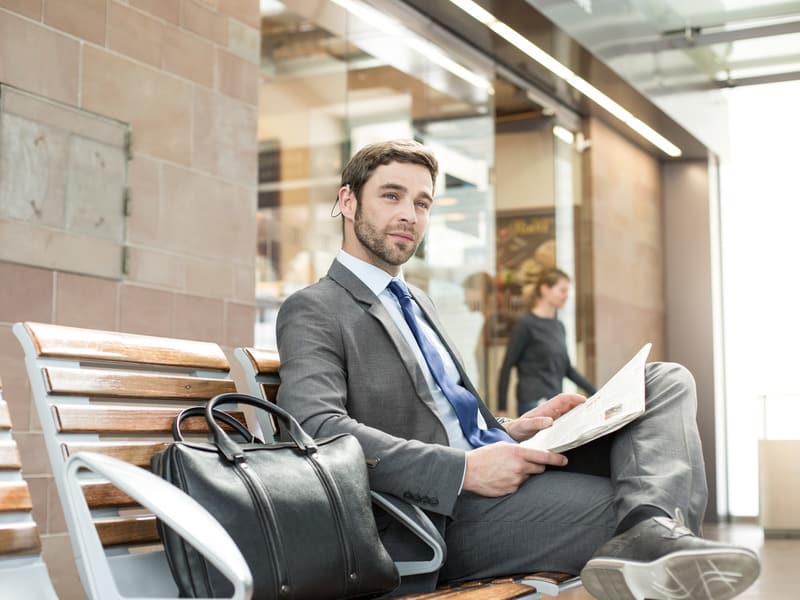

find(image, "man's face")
[343,161,433,274]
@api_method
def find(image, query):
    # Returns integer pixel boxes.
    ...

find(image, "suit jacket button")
[403,491,413,500]
[430,498,439,506]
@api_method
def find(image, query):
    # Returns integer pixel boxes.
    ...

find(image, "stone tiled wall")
[0,1,260,596]
[582,118,666,383]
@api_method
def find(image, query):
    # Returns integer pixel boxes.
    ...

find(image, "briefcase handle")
[173,406,263,444]
[206,392,319,462]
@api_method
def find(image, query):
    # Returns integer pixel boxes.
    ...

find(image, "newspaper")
[521,343,652,453]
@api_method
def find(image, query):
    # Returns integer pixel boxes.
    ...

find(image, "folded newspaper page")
[521,343,652,453]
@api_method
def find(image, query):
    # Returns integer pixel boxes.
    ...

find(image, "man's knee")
[645,362,697,408]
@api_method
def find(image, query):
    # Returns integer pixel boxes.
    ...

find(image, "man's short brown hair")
[341,139,439,202]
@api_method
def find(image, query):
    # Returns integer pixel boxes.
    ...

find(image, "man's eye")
[416,201,431,210]
[385,193,399,200]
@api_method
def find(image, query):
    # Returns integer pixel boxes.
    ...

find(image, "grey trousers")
[439,362,708,582]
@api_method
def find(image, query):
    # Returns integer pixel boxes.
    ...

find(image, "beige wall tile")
[41,533,83,600]
[0,325,32,432]
[44,0,106,45]
[107,1,164,68]
[54,272,118,330]
[224,300,255,347]
[126,155,162,245]
[0,0,42,20]
[130,0,180,23]
[216,48,258,104]
[15,431,51,475]
[193,86,258,184]
[118,284,175,336]
[180,0,226,45]
[227,18,260,63]
[217,0,259,29]
[174,293,224,342]
[0,10,80,105]
[46,478,66,534]
[125,246,187,290]
[0,219,124,280]
[185,257,235,299]
[160,164,251,261]
[163,24,215,86]
[81,45,193,164]
[0,262,53,323]
[233,263,255,303]
[25,476,48,533]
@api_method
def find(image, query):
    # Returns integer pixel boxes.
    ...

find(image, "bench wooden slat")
[519,572,576,586]
[240,347,280,376]
[95,515,160,548]
[0,522,41,556]
[82,482,138,509]
[43,366,236,400]
[53,405,248,434]
[0,442,21,470]
[62,442,169,468]
[402,581,535,600]
[23,321,230,371]
[0,481,33,512]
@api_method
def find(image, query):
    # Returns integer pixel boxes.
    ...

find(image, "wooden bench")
[14,322,251,600]
[0,377,59,598]
[236,347,583,599]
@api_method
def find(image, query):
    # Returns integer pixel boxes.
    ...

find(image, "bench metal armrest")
[65,451,253,600]
[370,491,446,577]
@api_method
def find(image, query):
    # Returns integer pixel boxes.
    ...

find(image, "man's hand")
[462,443,568,496]
[504,393,586,442]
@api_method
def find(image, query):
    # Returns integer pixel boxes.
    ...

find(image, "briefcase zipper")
[233,461,291,597]
[307,453,358,592]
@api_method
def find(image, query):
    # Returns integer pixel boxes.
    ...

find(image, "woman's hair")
[532,268,570,303]
[340,139,439,201]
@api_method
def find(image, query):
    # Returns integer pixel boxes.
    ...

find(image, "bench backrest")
[0,378,59,599]
[13,321,248,599]
[233,347,280,440]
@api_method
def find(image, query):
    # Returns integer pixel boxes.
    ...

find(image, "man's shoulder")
[281,276,341,307]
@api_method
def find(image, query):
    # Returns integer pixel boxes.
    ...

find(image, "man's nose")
[397,199,417,223]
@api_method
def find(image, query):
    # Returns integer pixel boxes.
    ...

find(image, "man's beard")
[353,205,418,267]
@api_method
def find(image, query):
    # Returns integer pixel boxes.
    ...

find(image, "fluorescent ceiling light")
[332,0,493,92]
[553,125,575,145]
[447,0,682,157]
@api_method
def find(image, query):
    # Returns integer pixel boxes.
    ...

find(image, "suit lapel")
[326,261,445,422]
[409,282,500,429]
[326,260,500,431]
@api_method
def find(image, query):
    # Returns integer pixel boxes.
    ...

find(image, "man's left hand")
[504,393,586,442]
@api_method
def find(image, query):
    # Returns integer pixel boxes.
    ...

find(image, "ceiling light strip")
[332,0,493,91]
[447,0,682,157]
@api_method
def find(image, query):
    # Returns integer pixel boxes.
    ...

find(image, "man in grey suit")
[276,140,759,599]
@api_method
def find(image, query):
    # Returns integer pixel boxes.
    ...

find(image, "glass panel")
[256,0,497,403]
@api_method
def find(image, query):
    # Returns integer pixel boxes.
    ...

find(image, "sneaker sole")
[580,547,760,600]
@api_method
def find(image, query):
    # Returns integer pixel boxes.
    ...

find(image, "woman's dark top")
[497,313,596,413]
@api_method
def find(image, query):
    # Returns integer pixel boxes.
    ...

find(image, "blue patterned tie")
[387,279,515,448]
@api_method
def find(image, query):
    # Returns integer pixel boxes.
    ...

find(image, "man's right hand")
[462,443,568,497]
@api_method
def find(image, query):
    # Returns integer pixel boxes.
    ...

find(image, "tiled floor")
[556,521,797,599]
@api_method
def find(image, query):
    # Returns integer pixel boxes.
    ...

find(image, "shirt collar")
[336,249,404,297]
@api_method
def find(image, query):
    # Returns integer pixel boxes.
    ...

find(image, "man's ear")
[339,184,356,220]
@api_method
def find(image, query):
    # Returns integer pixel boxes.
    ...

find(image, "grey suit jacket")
[275,259,505,518]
